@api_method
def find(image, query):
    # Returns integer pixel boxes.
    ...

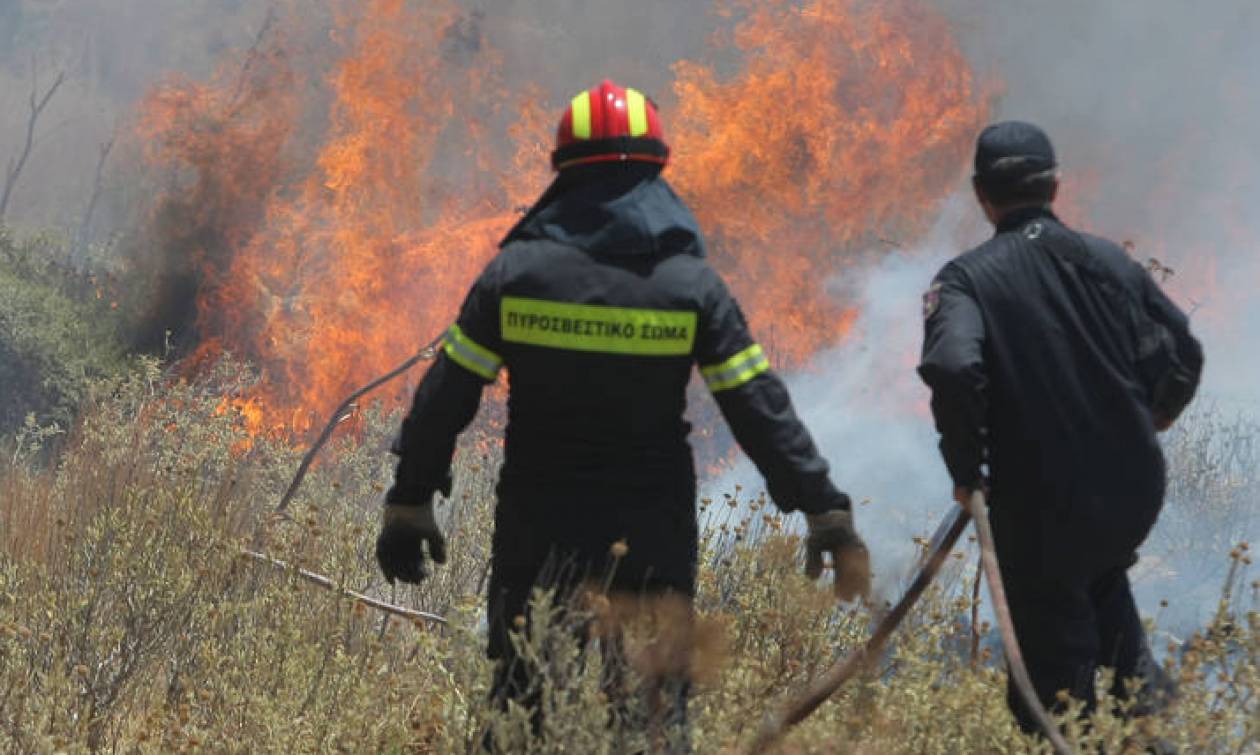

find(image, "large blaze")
[136,0,986,437]
[671,0,986,363]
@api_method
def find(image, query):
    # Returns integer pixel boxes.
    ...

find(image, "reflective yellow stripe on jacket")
[701,343,770,392]
[444,324,503,381]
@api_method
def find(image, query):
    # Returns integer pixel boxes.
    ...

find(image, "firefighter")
[919,121,1202,742]
[375,80,870,745]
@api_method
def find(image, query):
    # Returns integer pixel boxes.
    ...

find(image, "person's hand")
[804,508,871,601]
[375,496,447,585]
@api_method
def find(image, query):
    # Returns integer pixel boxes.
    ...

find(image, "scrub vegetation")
[0,230,129,436]
[0,304,1255,753]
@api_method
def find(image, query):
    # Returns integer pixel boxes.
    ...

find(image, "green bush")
[0,227,130,436]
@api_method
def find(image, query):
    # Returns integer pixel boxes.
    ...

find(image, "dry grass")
[0,361,1255,753]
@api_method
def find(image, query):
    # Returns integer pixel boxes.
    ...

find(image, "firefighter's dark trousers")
[1002,562,1177,733]
[483,484,697,752]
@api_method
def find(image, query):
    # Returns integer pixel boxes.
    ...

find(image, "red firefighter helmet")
[551,79,669,171]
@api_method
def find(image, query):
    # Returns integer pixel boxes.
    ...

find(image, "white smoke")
[705,196,978,599]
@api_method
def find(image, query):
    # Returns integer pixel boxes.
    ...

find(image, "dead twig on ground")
[239,549,448,625]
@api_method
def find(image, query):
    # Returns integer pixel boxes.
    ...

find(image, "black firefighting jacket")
[389,163,847,516]
[919,206,1203,574]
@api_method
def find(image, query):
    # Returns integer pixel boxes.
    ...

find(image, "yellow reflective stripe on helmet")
[570,91,592,140]
[443,324,502,381]
[701,343,770,392]
[501,296,696,356]
[626,88,649,137]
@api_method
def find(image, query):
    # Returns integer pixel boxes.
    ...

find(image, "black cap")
[973,121,1057,182]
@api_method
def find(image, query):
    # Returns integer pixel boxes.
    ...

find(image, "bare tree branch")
[0,65,66,223]
[227,6,278,118]
[74,132,116,259]
[276,334,443,514]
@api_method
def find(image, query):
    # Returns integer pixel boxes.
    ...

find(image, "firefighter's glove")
[375,501,447,585]
[804,509,871,602]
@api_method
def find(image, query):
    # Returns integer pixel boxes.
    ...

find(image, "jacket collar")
[994,205,1058,235]
[500,164,706,259]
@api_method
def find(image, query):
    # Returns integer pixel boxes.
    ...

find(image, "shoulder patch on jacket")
[922,282,942,319]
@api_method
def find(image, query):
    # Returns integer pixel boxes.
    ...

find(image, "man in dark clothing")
[375,80,870,745]
[919,121,1203,737]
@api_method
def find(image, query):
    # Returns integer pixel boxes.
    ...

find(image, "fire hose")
[749,491,1076,755]
[965,490,1075,755]
[747,504,968,751]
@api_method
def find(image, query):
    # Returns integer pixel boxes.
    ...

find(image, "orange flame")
[137,0,987,437]
[672,0,986,364]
